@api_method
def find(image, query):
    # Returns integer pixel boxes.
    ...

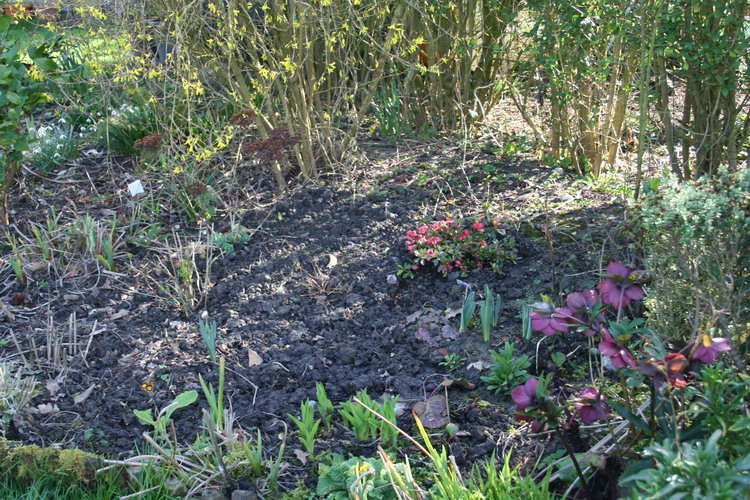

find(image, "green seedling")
[198,357,225,431]
[6,232,25,284]
[244,429,265,477]
[481,343,531,396]
[134,390,198,441]
[30,225,51,261]
[439,353,466,374]
[288,399,321,455]
[339,391,374,442]
[521,305,533,340]
[339,389,399,445]
[460,291,476,333]
[479,284,502,342]
[316,382,334,430]
[268,423,287,493]
[199,318,218,362]
[96,216,117,271]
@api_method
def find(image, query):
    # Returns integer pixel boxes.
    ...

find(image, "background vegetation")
[0,0,748,498]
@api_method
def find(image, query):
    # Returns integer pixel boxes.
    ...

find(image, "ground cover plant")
[0,1,748,498]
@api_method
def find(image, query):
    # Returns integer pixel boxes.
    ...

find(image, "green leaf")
[13,136,28,152]
[5,91,24,106]
[161,389,198,421]
[607,400,651,434]
[0,15,10,32]
[33,57,57,73]
[133,409,155,427]
[729,417,750,432]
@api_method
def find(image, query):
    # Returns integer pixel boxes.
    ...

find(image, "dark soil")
[1,137,631,496]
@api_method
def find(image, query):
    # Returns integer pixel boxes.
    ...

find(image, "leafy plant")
[96,102,159,155]
[224,429,265,480]
[5,231,24,283]
[212,224,251,253]
[372,78,408,143]
[316,455,404,500]
[399,218,519,278]
[550,351,566,369]
[460,291,476,334]
[339,389,399,445]
[199,318,218,362]
[439,353,466,375]
[0,15,59,224]
[133,390,198,442]
[198,357,225,431]
[26,124,78,173]
[620,431,750,499]
[479,284,502,342]
[170,176,219,222]
[512,261,742,496]
[634,168,750,356]
[288,399,321,455]
[481,343,530,395]
[316,382,335,430]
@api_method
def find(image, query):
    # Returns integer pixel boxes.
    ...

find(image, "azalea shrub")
[397,218,519,278]
[513,262,739,495]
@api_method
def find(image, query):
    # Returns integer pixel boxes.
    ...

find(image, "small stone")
[338,346,357,364]
[165,478,187,497]
[201,489,227,500]
[345,294,365,307]
[386,274,398,285]
[231,490,258,500]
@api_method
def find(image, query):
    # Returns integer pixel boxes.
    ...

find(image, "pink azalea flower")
[573,387,610,423]
[511,377,538,420]
[598,330,636,368]
[530,307,575,336]
[597,262,645,309]
[692,335,731,364]
[473,222,485,231]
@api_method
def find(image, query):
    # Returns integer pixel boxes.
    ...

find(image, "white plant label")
[128,180,145,198]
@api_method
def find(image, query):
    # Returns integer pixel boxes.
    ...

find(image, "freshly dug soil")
[1,138,629,495]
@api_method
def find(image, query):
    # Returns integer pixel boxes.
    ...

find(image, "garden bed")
[1,137,630,496]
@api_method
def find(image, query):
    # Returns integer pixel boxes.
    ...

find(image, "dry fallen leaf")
[73,384,95,405]
[467,360,490,372]
[248,349,263,367]
[45,380,60,398]
[25,261,48,273]
[37,403,59,416]
[293,449,308,464]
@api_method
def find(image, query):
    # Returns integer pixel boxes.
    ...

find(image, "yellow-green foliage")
[2,442,101,485]
[138,0,517,179]
[223,443,255,481]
